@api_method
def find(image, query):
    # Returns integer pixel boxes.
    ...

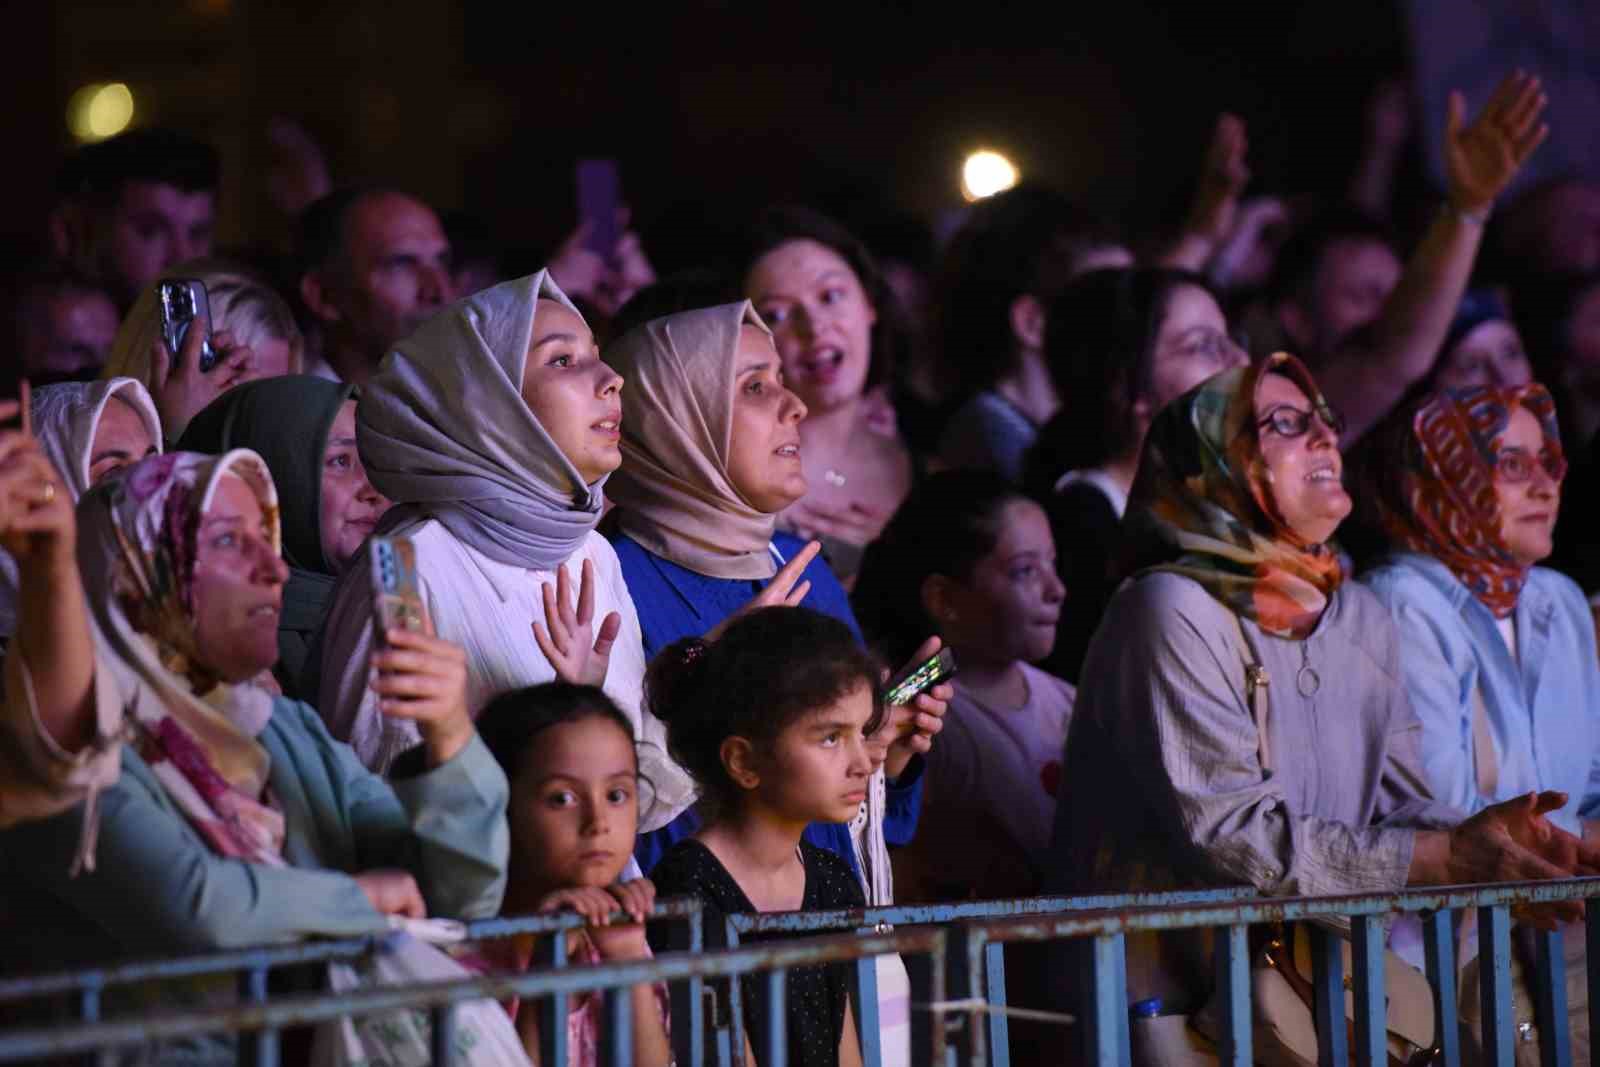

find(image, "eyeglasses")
[1494,448,1566,484]
[1256,404,1346,440]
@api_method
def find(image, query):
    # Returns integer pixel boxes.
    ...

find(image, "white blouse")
[316,520,694,830]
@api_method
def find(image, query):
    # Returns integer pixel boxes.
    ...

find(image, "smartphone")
[575,159,622,257]
[157,279,219,373]
[370,536,429,646]
[882,647,957,708]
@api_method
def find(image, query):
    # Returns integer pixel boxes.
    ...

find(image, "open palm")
[1444,70,1548,216]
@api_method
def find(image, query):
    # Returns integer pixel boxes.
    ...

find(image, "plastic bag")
[310,920,531,1067]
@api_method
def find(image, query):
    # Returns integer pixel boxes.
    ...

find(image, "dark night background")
[1,1,1417,266]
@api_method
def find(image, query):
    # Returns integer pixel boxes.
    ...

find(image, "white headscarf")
[358,271,607,570]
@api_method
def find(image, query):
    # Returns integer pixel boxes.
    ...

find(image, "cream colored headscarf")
[605,302,781,579]
[31,378,163,500]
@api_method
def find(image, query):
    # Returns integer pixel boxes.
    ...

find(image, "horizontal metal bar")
[0,899,703,1004]
[726,887,1256,935]
[966,877,1600,945]
[0,928,947,1062]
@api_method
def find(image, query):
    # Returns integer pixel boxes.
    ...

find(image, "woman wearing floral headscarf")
[1050,354,1598,1055]
[316,271,696,829]
[1361,384,1596,1063]
[0,451,507,1060]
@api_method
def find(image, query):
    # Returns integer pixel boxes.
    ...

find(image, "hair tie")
[681,639,708,666]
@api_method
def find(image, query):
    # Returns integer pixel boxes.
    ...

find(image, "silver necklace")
[1296,642,1321,697]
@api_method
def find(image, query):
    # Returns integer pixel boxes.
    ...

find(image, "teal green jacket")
[1,696,509,965]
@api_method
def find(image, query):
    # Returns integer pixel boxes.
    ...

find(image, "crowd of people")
[5,63,1600,1066]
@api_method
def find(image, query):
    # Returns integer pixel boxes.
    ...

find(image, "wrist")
[421,716,474,768]
[1443,196,1492,227]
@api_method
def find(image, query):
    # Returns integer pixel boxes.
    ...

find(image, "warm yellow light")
[961,150,1019,202]
[67,82,135,143]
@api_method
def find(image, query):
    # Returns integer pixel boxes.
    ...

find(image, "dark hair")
[1267,207,1396,307]
[474,682,637,783]
[932,185,1123,399]
[738,204,907,394]
[646,607,884,813]
[296,186,424,276]
[56,128,220,203]
[606,269,740,344]
[852,471,1026,666]
[1025,267,1216,489]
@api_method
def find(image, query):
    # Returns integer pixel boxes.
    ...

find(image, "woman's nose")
[782,386,808,423]
[598,364,623,397]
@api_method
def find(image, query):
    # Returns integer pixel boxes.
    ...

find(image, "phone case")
[370,536,429,644]
[882,647,957,708]
[158,279,219,372]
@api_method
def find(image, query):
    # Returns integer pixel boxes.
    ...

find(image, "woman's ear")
[1009,294,1047,352]
[920,573,958,627]
[720,736,762,791]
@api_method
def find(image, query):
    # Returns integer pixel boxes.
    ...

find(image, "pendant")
[823,468,847,488]
[1296,665,1321,697]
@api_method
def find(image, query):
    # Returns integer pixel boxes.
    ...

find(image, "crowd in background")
[5,62,1600,1066]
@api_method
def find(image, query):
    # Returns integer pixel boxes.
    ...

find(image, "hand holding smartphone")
[881,647,956,709]
[370,536,430,645]
[158,279,219,373]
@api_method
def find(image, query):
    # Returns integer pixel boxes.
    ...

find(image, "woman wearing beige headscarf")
[102,258,305,440]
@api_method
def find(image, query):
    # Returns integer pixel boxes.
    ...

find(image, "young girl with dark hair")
[471,682,670,1067]
[646,607,882,1067]
[853,471,1072,901]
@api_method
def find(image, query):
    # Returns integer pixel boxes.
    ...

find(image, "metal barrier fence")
[3,879,1600,1067]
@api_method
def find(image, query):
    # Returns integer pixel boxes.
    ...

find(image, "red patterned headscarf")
[1379,384,1565,618]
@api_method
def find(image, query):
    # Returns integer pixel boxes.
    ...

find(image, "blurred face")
[19,288,120,382]
[88,395,158,485]
[101,181,215,304]
[509,715,639,893]
[750,682,874,825]
[249,335,298,380]
[727,325,809,513]
[190,473,289,682]
[1434,320,1533,391]
[320,400,390,572]
[320,192,453,365]
[1286,237,1401,355]
[1254,372,1351,544]
[746,239,878,414]
[937,498,1065,664]
[1139,285,1248,422]
[520,300,623,485]
[1494,405,1562,567]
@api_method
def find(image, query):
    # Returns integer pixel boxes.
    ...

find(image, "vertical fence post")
[670,907,706,1067]
[1588,916,1600,1067]
[1534,928,1571,1067]
[763,969,787,1067]
[1423,909,1461,1067]
[430,1003,457,1067]
[1215,924,1252,1067]
[984,940,1011,1067]
[1479,904,1515,1067]
[906,930,942,1067]
[237,965,278,1067]
[537,926,570,1067]
[1086,934,1125,1067]
[1351,916,1386,1067]
[725,918,747,1067]
[853,930,883,1067]
[1310,924,1348,1067]
[602,986,634,1067]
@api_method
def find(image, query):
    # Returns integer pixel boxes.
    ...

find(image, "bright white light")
[961,150,1018,201]
[68,83,135,143]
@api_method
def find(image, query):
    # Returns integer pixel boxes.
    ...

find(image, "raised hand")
[532,558,622,688]
[370,626,473,767]
[152,320,258,436]
[1185,113,1251,245]
[708,540,821,641]
[0,424,74,569]
[1445,70,1548,217]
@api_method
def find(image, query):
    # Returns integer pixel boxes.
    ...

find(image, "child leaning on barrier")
[471,682,672,1067]
[645,606,875,1067]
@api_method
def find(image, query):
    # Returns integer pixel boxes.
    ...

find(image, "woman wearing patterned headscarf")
[1361,383,1596,1061]
[1050,354,1598,1061]
[0,451,507,1061]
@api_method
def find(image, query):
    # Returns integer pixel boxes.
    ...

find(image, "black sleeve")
[1041,483,1123,683]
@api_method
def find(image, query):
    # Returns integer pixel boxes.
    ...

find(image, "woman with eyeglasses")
[1359,383,1596,1061]
[1022,268,1248,682]
[1050,356,1597,1064]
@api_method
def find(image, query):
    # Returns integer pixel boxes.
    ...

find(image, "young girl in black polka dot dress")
[645,606,879,1067]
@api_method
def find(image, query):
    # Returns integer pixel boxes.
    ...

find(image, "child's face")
[509,716,639,891]
[940,499,1065,664]
[752,682,875,825]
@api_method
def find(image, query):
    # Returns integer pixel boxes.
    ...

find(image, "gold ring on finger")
[39,481,55,504]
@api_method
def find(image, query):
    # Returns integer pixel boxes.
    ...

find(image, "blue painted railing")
[3,879,1598,1067]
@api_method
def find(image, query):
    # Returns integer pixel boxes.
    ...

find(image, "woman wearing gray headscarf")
[0,378,161,640]
[316,272,695,828]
